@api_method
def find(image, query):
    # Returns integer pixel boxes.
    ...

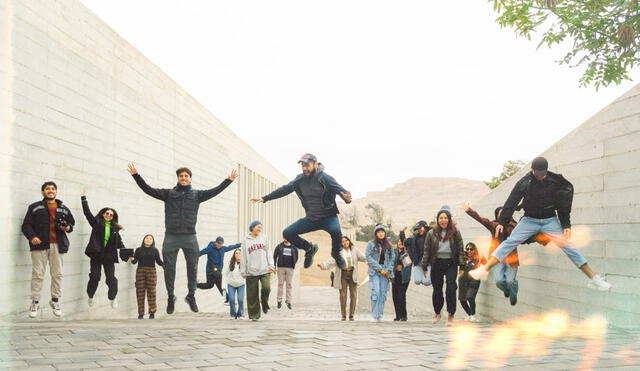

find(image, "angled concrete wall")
[0,0,303,319]
[454,83,640,329]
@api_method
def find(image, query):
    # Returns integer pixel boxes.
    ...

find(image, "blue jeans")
[493,217,588,268]
[369,272,390,320]
[283,215,343,256]
[228,284,245,318]
[412,265,432,286]
[492,262,518,297]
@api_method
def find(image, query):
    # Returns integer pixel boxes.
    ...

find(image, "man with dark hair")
[251,154,352,268]
[128,163,238,314]
[22,181,75,318]
[470,157,612,291]
[197,236,241,303]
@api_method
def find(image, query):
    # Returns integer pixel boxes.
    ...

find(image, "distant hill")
[340,177,490,231]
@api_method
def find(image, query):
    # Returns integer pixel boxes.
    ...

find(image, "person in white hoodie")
[241,221,276,321]
[224,248,246,319]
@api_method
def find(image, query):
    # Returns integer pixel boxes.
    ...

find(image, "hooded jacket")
[132,173,233,234]
[81,196,125,263]
[499,171,573,229]
[261,164,351,217]
[200,242,242,273]
[22,199,75,253]
[240,233,275,276]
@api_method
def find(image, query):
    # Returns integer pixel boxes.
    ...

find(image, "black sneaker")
[185,295,199,313]
[400,317,407,322]
[138,314,144,319]
[287,302,292,310]
[303,244,319,268]
[224,293,229,303]
[331,250,346,269]
[149,313,155,319]
[262,305,269,314]
[167,295,176,314]
[277,302,282,309]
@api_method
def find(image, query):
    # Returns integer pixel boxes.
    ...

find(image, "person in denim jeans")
[224,249,246,319]
[470,157,612,291]
[251,154,352,270]
[365,225,396,322]
[399,221,432,286]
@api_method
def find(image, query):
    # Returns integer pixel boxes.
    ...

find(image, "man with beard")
[251,154,352,268]
[22,181,75,318]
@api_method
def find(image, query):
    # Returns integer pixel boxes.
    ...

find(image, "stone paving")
[1,287,639,370]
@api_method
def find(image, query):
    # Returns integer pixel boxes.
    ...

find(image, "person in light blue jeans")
[470,157,611,292]
[366,225,397,322]
[399,221,432,286]
[224,249,246,319]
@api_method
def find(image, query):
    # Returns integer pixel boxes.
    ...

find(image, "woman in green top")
[81,191,126,309]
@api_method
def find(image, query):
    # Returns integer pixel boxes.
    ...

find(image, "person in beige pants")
[22,181,75,318]
[273,239,298,309]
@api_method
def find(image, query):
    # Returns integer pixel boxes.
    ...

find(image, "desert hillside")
[342,177,490,231]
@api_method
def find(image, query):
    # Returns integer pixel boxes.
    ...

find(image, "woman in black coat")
[81,191,125,309]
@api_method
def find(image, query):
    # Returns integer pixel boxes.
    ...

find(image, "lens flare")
[447,311,608,370]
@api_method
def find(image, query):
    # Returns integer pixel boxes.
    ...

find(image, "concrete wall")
[0,0,303,319]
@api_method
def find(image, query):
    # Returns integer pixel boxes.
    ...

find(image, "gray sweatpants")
[162,233,199,297]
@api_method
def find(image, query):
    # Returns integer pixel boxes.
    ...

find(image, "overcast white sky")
[82,0,638,198]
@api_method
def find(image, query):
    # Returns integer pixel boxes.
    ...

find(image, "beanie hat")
[374,224,386,234]
[437,205,452,220]
[215,236,224,244]
[249,220,262,232]
[413,220,428,231]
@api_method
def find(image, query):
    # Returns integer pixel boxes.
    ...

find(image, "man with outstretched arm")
[469,157,612,291]
[251,153,352,269]
[128,163,238,314]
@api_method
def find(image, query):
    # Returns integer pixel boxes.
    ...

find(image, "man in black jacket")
[251,154,352,269]
[21,181,75,318]
[128,163,238,313]
[470,157,612,291]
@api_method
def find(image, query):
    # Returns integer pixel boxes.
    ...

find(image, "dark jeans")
[197,269,224,295]
[87,258,117,300]
[392,276,409,319]
[162,233,199,297]
[431,258,458,315]
[283,215,342,256]
[460,299,476,316]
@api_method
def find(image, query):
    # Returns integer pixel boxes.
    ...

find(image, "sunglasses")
[104,212,114,216]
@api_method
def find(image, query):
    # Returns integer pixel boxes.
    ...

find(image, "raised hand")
[462,202,470,212]
[228,169,239,181]
[250,197,264,203]
[127,163,138,175]
[80,190,86,197]
[494,224,504,238]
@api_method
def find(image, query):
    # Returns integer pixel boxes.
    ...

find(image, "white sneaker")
[88,297,94,307]
[370,317,378,323]
[588,274,612,291]
[49,300,61,317]
[469,315,478,323]
[110,299,118,309]
[28,301,39,318]
[464,316,471,322]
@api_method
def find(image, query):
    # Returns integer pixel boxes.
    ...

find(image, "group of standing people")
[21,153,612,323]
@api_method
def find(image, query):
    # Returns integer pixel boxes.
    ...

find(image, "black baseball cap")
[531,157,548,177]
[298,153,317,164]
[215,236,224,244]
